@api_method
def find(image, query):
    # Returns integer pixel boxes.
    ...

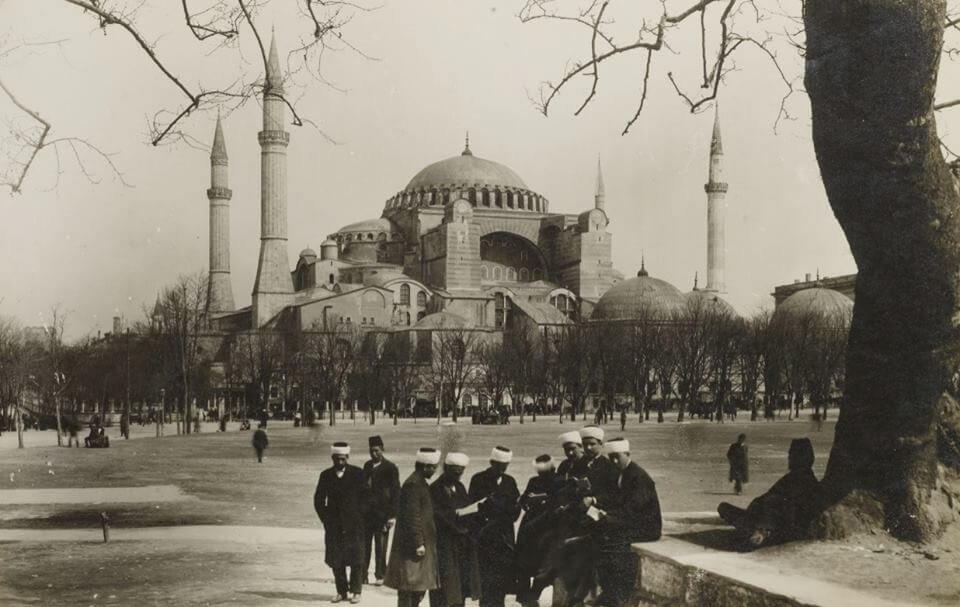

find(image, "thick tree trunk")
[806,0,960,541]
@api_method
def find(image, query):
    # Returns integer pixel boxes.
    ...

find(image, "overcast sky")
[7,1,951,340]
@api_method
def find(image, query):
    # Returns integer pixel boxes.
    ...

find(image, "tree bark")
[805,0,960,541]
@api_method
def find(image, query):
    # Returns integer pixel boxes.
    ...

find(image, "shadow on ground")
[239,590,334,602]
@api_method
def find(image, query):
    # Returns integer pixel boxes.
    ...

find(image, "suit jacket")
[314,464,370,567]
[363,457,401,523]
[597,461,662,546]
[384,471,439,592]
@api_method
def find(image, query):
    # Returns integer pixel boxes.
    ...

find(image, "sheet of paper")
[586,505,603,521]
[456,497,486,517]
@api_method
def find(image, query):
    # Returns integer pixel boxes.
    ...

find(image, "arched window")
[519,268,529,282]
[493,266,502,281]
[481,265,489,280]
[400,284,411,305]
[507,267,517,282]
[495,292,511,329]
[328,273,335,285]
[532,268,543,281]
[416,291,426,307]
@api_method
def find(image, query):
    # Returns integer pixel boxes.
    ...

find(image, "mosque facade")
[200,36,731,380]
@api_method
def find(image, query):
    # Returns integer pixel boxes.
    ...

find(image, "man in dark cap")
[363,435,401,586]
[315,441,370,603]
[385,447,441,607]
[468,446,521,607]
[717,438,821,550]
[252,424,268,463]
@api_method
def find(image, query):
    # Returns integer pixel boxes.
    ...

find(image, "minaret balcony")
[704,182,728,194]
[207,187,233,199]
[258,131,290,146]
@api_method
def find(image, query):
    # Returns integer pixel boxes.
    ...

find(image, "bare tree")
[557,323,596,422]
[383,333,420,425]
[429,324,482,423]
[671,296,715,422]
[736,312,768,421]
[475,338,511,414]
[707,309,740,422]
[231,330,286,420]
[2,0,374,194]
[156,272,208,434]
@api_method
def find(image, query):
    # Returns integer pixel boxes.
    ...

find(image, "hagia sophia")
[195,35,853,385]
[200,36,742,346]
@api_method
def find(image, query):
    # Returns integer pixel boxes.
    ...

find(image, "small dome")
[592,270,686,321]
[774,287,852,324]
[685,290,737,316]
[299,248,317,259]
[321,238,337,247]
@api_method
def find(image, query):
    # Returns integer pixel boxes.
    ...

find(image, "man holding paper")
[429,452,481,607]
[468,446,521,607]
[593,438,662,607]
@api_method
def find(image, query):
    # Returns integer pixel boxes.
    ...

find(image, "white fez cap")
[559,431,582,446]
[416,447,441,465]
[579,425,605,441]
[331,442,351,455]
[605,438,630,454]
[490,446,512,463]
[533,455,554,472]
[445,452,470,467]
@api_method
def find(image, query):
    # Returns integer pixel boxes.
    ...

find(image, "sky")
[5,0,939,340]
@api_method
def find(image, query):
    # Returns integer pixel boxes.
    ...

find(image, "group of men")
[313,425,662,607]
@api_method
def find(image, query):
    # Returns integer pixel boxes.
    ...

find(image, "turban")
[605,438,630,454]
[445,452,469,467]
[579,425,605,441]
[490,446,512,463]
[416,447,441,465]
[331,441,351,456]
[369,435,384,449]
[533,454,555,472]
[559,431,582,446]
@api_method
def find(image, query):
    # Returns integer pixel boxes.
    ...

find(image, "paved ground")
[1,412,955,606]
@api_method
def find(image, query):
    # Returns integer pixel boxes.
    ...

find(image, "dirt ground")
[1,415,957,605]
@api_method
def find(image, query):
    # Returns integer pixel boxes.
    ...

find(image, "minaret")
[704,109,728,293]
[594,156,605,212]
[252,33,294,327]
[206,115,236,315]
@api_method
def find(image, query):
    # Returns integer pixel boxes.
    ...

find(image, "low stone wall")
[631,544,816,607]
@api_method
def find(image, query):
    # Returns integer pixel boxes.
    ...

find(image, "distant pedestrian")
[259,408,269,428]
[219,417,227,432]
[385,447,441,607]
[315,441,369,604]
[120,413,130,440]
[619,408,627,432]
[252,424,268,463]
[193,412,201,434]
[363,435,401,586]
[726,434,749,495]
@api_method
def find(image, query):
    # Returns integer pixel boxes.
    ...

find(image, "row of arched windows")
[482,265,543,283]
[385,188,548,213]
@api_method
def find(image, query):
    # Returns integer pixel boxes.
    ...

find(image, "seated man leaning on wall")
[717,438,821,550]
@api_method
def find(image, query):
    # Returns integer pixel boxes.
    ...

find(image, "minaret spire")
[594,155,605,212]
[206,114,236,315]
[704,106,728,293]
[252,32,294,327]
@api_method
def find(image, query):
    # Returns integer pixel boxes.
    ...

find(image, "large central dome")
[405,149,528,191]
[384,142,548,215]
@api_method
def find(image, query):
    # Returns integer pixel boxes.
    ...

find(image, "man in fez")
[363,435,401,586]
[385,447,441,607]
[314,441,370,604]
[718,438,821,550]
[592,438,662,607]
[516,454,559,607]
[429,452,481,607]
[468,446,521,607]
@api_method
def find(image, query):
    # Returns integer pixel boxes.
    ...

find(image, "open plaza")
[1,415,958,607]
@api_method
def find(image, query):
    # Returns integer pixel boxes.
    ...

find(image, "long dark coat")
[746,468,820,542]
[583,454,619,501]
[314,464,370,568]
[727,443,749,483]
[516,472,559,575]
[429,478,481,607]
[468,468,521,594]
[384,471,439,592]
[363,458,401,524]
[597,461,662,549]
